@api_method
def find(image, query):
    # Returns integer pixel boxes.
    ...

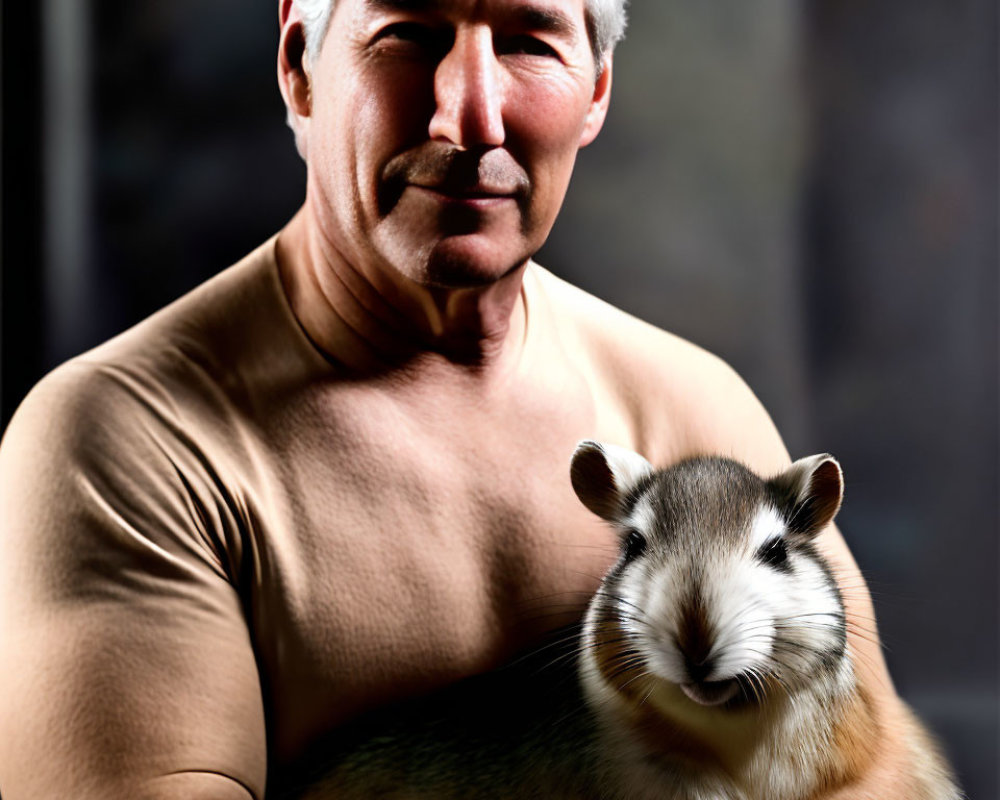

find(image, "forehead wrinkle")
[362,0,580,45]
[361,0,441,21]
[365,0,438,10]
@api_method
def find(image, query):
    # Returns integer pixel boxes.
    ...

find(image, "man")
[0,0,916,797]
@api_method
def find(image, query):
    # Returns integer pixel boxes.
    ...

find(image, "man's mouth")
[410,183,518,205]
[378,143,529,215]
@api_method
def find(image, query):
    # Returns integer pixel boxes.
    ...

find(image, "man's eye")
[496,35,558,58]
[375,23,451,54]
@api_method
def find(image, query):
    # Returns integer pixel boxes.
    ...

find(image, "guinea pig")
[275,444,963,800]
[570,440,963,800]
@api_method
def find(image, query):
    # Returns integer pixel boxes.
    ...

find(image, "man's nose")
[428,27,505,148]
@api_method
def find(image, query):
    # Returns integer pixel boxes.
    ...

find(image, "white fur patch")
[595,441,654,494]
[749,504,786,550]
[704,559,778,682]
[622,494,657,538]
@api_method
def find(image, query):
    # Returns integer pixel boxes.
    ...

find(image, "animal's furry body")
[275,445,962,800]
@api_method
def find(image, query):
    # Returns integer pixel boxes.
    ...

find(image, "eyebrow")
[508,5,578,44]
[363,0,579,46]
[364,0,438,11]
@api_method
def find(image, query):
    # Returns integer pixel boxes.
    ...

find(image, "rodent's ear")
[570,440,654,522]
[769,454,844,537]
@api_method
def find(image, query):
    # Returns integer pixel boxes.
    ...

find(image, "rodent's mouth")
[680,679,739,707]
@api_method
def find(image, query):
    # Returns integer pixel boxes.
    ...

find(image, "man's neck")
[275,208,529,379]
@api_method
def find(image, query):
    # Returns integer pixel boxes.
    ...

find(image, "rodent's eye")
[757,537,790,571]
[622,529,648,561]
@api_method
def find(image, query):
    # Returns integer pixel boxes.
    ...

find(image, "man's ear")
[578,55,613,147]
[278,0,312,123]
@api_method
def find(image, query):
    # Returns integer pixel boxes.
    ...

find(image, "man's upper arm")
[0,365,267,800]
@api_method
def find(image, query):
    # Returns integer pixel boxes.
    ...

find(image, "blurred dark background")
[2,0,996,795]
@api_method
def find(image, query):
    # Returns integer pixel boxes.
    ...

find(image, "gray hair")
[294,0,627,69]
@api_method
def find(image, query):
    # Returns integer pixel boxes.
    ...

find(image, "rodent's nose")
[675,597,716,683]
[682,651,714,685]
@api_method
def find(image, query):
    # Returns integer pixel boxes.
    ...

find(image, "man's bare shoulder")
[530,264,790,473]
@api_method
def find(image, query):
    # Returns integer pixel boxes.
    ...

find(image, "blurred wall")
[1,0,996,795]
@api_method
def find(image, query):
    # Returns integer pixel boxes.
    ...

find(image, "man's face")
[298,0,611,289]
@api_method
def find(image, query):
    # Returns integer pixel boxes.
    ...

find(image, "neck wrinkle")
[276,209,530,379]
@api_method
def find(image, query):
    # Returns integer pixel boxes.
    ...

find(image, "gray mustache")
[383,144,530,198]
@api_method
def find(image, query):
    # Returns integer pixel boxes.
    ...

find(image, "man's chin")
[397,235,532,291]
[372,190,540,289]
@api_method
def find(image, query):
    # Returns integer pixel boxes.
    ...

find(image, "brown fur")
[807,685,880,799]
[674,590,714,674]
[591,610,648,706]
